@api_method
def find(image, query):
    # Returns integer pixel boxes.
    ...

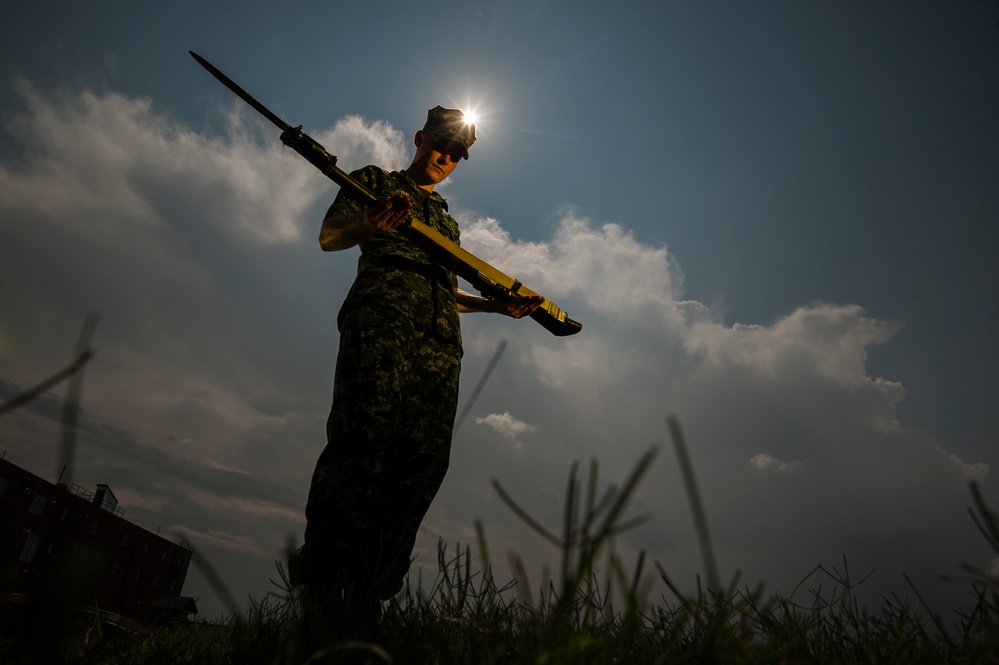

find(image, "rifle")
[189,51,581,337]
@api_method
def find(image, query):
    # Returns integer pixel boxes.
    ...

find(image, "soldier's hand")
[501,295,545,319]
[365,195,412,233]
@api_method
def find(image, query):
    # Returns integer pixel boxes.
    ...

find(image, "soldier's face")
[410,131,461,187]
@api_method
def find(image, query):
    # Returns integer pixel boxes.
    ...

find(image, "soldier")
[294,106,543,631]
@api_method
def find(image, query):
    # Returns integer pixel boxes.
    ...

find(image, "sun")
[462,109,479,127]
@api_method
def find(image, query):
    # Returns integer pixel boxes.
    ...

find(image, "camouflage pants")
[302,307,461,601]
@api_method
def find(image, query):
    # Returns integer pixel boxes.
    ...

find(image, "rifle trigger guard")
[475,271,505,299]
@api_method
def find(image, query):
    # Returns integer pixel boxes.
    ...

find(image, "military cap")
[422,105,476,160]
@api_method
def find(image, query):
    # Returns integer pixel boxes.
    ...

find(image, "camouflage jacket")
[328,166,462,349]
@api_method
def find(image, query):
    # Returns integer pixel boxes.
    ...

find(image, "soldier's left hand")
[502,295,545,319]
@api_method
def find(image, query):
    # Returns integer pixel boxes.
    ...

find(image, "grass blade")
[667,416,720,594]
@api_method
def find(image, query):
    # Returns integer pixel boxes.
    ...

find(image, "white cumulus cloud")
[476,412,537,449]
[750,453,804,473]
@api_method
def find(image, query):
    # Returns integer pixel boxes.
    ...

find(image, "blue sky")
[2,1,998,619]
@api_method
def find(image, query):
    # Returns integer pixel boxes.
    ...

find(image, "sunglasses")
[426,135,465,162]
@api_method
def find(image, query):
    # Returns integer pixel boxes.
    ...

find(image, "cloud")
[449,201,991,612]
[322,114,410,173]
[945,451,989,481]
[749,453,803,473]
[0,81,407,471]
[169,524,262,555]
[184,490,305,527]
[475,411,537,449]
[1,83,993,617]
[461,212,685,329]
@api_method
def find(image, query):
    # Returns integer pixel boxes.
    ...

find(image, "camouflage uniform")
[300,165,463,606]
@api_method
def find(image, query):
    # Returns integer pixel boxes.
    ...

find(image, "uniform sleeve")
[323,166,385,220]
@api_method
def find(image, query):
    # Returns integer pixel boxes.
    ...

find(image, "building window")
[110,561,121,575]
[168,581,175,592]
[139,542,149,555]
[19,533,42,563]
[28,494,48,516]
[60,508,69,522]
[0,476,9,499]
[132,569,141,582]
[120,534,130,547]
[160,550,167,562]
[152,574,161,587]
[89,520,101,535]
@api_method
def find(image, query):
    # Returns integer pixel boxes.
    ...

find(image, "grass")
[4,434,999,664]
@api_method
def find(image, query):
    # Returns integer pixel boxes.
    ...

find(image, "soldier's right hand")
[365,195,412,233]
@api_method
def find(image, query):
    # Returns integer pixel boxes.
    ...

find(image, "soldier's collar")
[397,170,449,211]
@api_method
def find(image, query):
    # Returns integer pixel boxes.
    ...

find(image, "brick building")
[0,456,196,622]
